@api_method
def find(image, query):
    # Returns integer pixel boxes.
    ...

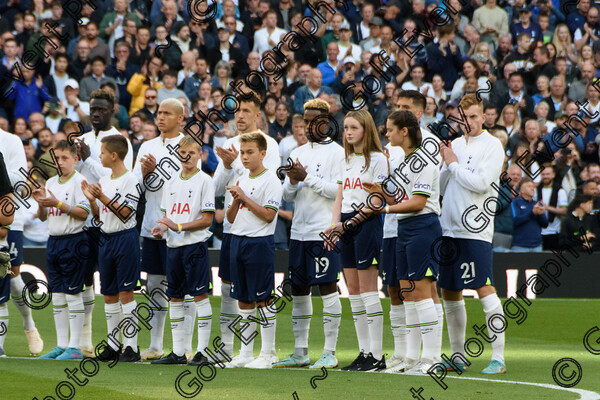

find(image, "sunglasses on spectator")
[146,95,157,99]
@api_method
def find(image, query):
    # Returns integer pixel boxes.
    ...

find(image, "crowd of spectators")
[0,0,599,252]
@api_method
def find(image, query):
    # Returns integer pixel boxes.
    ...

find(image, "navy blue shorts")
[82,226,100,275]
[396,213,442,281]
[338,212,383,270]
[218,233,233,282]
[381,238,399,286]
[47,232,89,294]
[98,228,141,295]
[229,235,274,302]
[166,242,212,298]
[288,240,341,287]
[141,237,167,275]
[437,237,494,291]
[0,245,9,304]
[7,230,23,267]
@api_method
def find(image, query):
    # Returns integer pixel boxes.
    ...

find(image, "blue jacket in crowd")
[511,196,549,248]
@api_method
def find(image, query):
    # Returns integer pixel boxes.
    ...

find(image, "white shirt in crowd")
[401,81,434,95]
[440,130,505,242]
[534,186,568,236]
[230,169,283,237]
[45,171,90,236]
[160,168,215,248]
[97,170,139,234]
[279,135,300,165]
[337,42,362,63]
[66,102,90,122]
[253,27,286,57]
[341,151,389,214]
[283,140,345,241]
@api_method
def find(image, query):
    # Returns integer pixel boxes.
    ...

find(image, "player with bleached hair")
[273,99,345,369]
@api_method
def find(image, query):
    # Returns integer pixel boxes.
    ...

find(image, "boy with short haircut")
[81,135,142,362]
[150,136,216,366]
[213,91,280,361]
[33,141,91,360]
[225,132,283,369]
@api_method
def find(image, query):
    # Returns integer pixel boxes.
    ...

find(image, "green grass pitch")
[1,296,599,400]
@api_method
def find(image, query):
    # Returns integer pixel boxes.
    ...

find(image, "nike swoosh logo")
[68,286,78,291]
[124,281,133,286]
[315,273,327,278]
[346,167,352,171]
[170,192,175,195]
[464,279,475,284]
[256,291,266,296]
[196,286,205,291]
[358,259,367,264]
[0,296,5,302]
[408,272,415,276]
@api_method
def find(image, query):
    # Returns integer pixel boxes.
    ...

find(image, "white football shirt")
[283,140,345,241]
[389,146,441,220]
[341,152,389,214]
[439,130,505,242]
[45,171,90,236]
[230,169,283,237]
[213,130,280,234]
[383,145,405,239]
[77,127,134,184]
[97,170,140,234]
[133,133,185,239]
[0,129,28,230]
[160,169,215,248]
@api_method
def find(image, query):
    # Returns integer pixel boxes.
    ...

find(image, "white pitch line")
[277,367,600,400]
[442,376,600,400]
[2,358,599,399]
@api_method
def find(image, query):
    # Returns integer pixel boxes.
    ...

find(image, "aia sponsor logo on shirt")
[48,207,62,217]
[171,203,191,214]
[344,177,362,190]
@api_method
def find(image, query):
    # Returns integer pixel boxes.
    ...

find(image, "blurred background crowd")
[0,0,598,252]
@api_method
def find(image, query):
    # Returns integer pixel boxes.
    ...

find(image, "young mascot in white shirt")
[325,109,389,372]
[33,141,90,361]
[213,91,280,361]
[74,89,134,357]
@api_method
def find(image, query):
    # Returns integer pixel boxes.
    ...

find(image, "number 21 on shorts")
[461,261,475,283]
